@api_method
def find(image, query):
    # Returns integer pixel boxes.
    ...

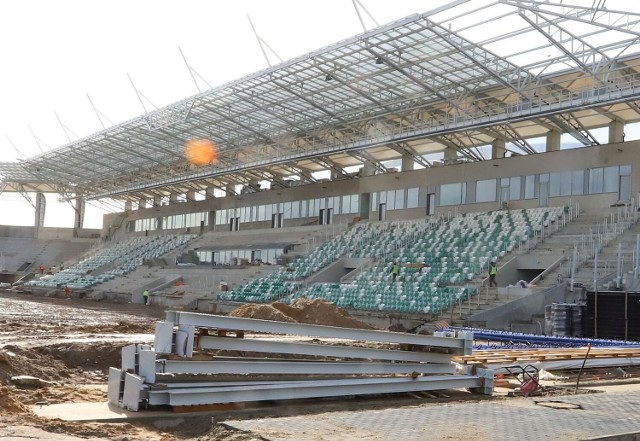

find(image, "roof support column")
[74,197,85,233]
[170,193,180,204]
[186,190,197,202]
[124,201,132,212]
[362,160,376,177]
[138,198,147,209]
[205,186,215,199]
[401,152,414,171]
[609,119,625,144]
[444,147,457,164]
[153,196,162,207]
[491,139,506,159]
[34,192,46,238]
[546,130,561,152]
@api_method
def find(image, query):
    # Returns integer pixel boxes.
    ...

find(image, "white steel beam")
[157,359,456,376]
[148,375,488,406]
[168,311,472,353]
[197,336,454,363]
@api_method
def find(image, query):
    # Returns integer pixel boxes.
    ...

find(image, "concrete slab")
[32,402,175,422]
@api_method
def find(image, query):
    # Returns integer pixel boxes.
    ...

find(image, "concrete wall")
[104,141,640,239]
[469,284,584,330]
[0,225,100,240]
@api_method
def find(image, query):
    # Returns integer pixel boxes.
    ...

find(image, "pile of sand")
[229,303,296,323]
[0,385,29,413]
[230,298,373,329]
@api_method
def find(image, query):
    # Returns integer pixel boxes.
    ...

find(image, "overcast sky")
[0,0,441,228]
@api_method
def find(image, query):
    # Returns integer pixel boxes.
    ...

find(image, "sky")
[1,0,639,229]
[0,0,441,229]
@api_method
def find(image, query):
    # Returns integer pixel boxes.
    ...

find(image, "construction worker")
[143,289,150,305]
[59,262,65,272]
[489,260,498,287]
[63,285,71,298]
[391,260,400,281]
[39,264,45,275]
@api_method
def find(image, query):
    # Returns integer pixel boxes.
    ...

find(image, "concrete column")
[186,190,197,202]
[401,152,414,171]
[491,139,506,159]
[124,201,132,211]
[546,130,561,152]
[153,196,162,207]
[34,192,46,234]
[138,198,147,209]
[330,170,339,180]
[609,119,625,144]
[444,147,457,163]
[205,186,215,199]
[362,160,376,177]
[74,197,85,230]
[169,193,179,204]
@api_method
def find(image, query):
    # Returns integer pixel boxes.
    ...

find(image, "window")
[350,194,359,213]
[604,166,619,193]
[291,200,300,218]
[342,195,350,214]
[440,183,466,206]
[589,168,604,194]
[386,190,395,210]
[572,170,584,195]
[476,179,496,203]
[407,188,419,209]
[395,189,405,210]
[524,175,535,199]
[509,177,521,201]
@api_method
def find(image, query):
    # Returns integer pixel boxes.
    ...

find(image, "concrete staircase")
[417,209,629,333]
[533,209,640,289]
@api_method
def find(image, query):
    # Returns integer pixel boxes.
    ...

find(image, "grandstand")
[2,1,640,333]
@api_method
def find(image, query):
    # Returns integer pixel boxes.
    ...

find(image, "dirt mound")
[0,343,123,385]
[0,385,29,413]
[230,298,373,329]
[229,304,296,322]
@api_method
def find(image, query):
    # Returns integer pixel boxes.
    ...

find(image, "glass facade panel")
[572,170,584,195]
[509,177,521,200]
[604,166,619,193]
[589,168,604,194]
[386,190,395,210]
[351,194,359,213]
[440,183,464,206]
[524,175,535,199]
[395,189,404,210]
[549,172,561,197]
[407,188,419,208]
[476,179,496,203]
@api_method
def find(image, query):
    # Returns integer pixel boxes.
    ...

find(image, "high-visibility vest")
[392,264,400,274]
[143,290,150,297]
[489,265,497,275]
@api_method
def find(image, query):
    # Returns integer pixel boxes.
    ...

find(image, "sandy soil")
[2,290,639,441]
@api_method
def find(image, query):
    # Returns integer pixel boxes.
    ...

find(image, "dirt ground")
[2,290,639,441]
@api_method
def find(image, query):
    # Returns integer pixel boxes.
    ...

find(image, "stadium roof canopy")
[3,0,640,202]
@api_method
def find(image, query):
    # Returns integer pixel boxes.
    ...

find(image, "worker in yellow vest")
[489,261,498,287]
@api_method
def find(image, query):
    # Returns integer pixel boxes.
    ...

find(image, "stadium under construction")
[3,1,640,439]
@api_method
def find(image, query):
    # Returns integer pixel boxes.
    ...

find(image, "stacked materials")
[108,311,493,411]
[545,303,584,337]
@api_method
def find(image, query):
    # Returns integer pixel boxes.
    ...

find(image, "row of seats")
[221,207,568,314]
[25,234,196,290]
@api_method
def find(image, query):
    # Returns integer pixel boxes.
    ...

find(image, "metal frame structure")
[109,312,490,411]
[2,1,640,203]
